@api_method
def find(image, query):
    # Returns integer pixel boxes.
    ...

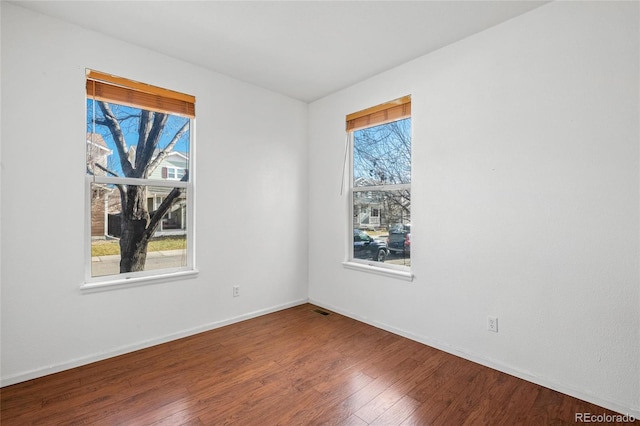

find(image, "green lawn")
[91,235,186,257]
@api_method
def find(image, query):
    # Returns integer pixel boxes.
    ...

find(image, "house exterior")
[104,148,189,237]
[353,191,410,232]
[146,151,188,233]
[353,193,382,230]
[353,176,412,231]
[87,133,114,238]
[353,176,382,230]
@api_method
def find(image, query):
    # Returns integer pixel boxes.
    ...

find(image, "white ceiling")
[12,1,547,102]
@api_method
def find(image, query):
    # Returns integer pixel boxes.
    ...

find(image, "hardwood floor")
[1,304,635,425]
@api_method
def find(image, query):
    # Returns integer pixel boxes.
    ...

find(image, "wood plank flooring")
[1,303,635,425]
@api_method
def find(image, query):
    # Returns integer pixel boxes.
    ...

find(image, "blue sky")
[87,99,190,177]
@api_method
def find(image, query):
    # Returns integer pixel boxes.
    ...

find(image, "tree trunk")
[119,185,150,273]
[119,218,150,272]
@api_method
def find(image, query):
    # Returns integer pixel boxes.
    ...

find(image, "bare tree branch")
[145,171,189,239]
[97,101,135,177]
[134,110,152,176]
[147,120,189,176]
[136,111,168,177]
[94,162,119,178]
[95,113,139,127]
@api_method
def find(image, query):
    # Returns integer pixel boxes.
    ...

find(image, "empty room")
[1,1,639,424]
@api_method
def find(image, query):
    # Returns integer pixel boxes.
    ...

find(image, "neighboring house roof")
[128,146,189,161]
[354,176,380,187]
[163,151,188,161]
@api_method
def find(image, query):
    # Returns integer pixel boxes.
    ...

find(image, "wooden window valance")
[86,69,195,118]
[346,95,411,132]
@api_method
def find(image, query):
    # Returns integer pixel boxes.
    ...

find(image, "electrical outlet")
[233,286,240,297]
[487,316,498,332]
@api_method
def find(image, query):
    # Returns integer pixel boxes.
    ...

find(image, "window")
[84,70,196,288]
[346,96,411,275]
[163,166,187,180]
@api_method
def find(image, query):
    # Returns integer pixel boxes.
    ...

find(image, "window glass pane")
[353,189,410,266]
[86,99,190,181]
[90,183,188,277]
[353,118,411,187]
[87,93,192,280]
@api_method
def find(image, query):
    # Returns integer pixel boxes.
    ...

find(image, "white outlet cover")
[487,316,498,332]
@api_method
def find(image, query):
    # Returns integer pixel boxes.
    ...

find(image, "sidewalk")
[91,249,187,276]
[91,249,186,263]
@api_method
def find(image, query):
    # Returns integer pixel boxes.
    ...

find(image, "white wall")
[0,3,308,385]
[308,1,639,417]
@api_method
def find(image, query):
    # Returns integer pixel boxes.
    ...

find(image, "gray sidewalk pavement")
[91,249,187,276]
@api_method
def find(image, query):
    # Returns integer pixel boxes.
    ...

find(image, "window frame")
[343,96,413,281]
[82,70,198,291]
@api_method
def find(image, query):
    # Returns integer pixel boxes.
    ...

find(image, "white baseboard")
[308,298,640,419]
[1,298,308,388]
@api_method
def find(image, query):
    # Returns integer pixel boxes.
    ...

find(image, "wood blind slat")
[346,95,411,131]
[86,71,195,118]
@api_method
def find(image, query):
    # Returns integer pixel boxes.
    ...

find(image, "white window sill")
[81,269,199,293]
[342,261,413,281]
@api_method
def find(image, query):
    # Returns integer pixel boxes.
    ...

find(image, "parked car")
[387,224,411,255]
[353,229,388,262]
